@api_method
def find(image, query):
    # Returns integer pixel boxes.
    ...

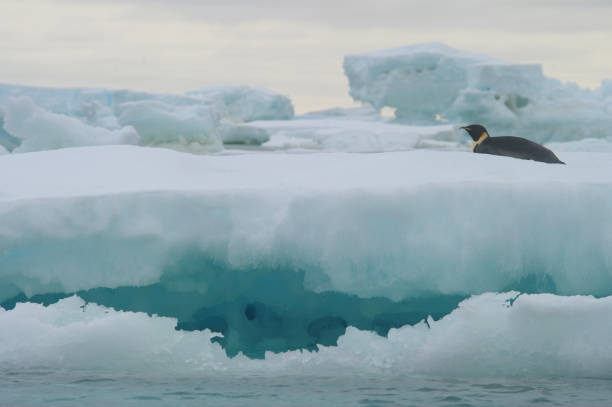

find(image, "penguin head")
[460,124,489,141]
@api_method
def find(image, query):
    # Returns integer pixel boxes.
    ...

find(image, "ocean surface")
[3,370,612,407]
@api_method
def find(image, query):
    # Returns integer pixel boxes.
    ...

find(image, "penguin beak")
[460,126,470,132]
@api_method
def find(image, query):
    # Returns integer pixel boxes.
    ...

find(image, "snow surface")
[2,292,611,378]
[344,43,612,143]
[1,146,611,301]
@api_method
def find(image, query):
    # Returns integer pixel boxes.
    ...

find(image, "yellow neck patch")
[471,131,488,152]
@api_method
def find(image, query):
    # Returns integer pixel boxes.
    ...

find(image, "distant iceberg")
[4,96,139,153]
[116,100,223,152]
[2,44,611,154]
[0,84,293,152]
[344,43,612,143]
[187,85,294,122]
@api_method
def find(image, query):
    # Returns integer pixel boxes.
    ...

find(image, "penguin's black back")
[475,136,565,164]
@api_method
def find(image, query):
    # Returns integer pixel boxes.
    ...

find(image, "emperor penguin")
[461,124,565,164]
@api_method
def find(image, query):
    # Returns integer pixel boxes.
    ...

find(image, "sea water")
[3,370,612,406]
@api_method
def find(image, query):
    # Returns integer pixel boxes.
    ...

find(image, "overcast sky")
[2,0,611,112]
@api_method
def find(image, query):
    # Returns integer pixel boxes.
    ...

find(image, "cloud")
[93,0,612,33]
[2,0,612,112]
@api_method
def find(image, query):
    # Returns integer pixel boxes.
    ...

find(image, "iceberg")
[0,83,294,123]
[1,145,612,358]
[116,100,223,152]
[187,85,294,122]
[0,83,294,152]
[1,145,611,302]
[344,43,612,143]
[4,97,139,153]
[344,43,496,123]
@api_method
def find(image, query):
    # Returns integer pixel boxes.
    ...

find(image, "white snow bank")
[187,85,294,122]
[4,97,139,153]
[250,119,456,152]
[344,43,612,143]
[1,146,611,301]
[2,292,611,378]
